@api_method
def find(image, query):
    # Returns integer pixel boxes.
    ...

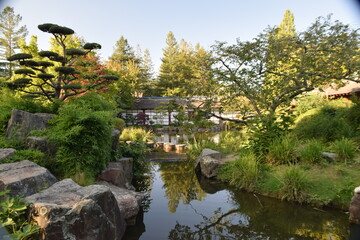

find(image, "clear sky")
[1,0,360,72]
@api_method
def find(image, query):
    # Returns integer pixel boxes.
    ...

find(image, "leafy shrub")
[331,138,357,163]
[266,134,298,165]
[218,130,246,153]
[293,93,329,116]
[4,150,45,164]
[299,139,325,164]
[0,191,40,239]
[47,93,115,181]
[114,117,126,132]
[280,165,309,203]
[247,110,294,155]
[118,141,150,177]
[119,127,153,142]
[218,151,259,191]
[293,99,355,142]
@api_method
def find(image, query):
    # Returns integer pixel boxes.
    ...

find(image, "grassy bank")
[189,97,360,210]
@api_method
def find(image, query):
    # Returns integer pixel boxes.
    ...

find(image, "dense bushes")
[46,93,115,182]
[293,99,355,141]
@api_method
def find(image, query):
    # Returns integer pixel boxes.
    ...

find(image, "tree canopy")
[0,6,28,78]
[6,23,118,102]
[212,13,360,122]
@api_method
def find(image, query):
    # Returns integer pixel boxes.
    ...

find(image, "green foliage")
[266,134,298,165]
[299,139,325,164]
[280,165,309,203]
[4,150,45,165]
[118,141,150,177]
[331,138,357,163]
[119,127,153,142]
[294,99,355,142]
[294,94,329,116]
[7,53,32,61]
[83,43,101,50]
[0,89,52,135]
[247,110,294,155]
[46,94,115,180]
[0,191,40,239]
[186,138,219,160]
[218,151,259,191]
[218,130,246,153]
[114,118,125,131]
[14,69,35,75]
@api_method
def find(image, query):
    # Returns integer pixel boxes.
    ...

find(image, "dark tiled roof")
[323,81,360,96]
[132,97,188,110]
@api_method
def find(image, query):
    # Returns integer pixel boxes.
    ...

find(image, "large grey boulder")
[195,149,238,178]
[97,181,143,226]
[5,109,55,139]
[350,186,360,224]
[98,157,133,189]
[26,179,126,240]
[0,160,57,197]
[195,148,225,178]
[0,148,16,162]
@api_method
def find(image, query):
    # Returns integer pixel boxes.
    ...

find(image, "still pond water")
[123,158,352,240]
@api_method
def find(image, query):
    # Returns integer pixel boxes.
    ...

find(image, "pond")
[123,158,352,240]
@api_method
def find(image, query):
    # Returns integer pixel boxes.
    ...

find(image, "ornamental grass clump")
[280,165,309,203]
[119,127,153,142]
[299,139,325,164]
[331,138,357,164]
[266,134,298,165]
[219,151,259,191]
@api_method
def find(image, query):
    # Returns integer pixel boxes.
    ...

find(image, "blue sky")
[1,0,359,72]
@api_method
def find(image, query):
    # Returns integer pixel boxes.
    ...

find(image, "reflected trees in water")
[159,161,206,213]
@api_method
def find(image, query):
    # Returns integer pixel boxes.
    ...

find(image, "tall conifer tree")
[0,6,28,78]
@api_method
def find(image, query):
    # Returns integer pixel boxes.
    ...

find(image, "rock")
[350,187,360,224]
[195,149,235,179]
[0,148,16,161]
[199,155,222,178]
[26,137,56,156]
[26,179,126,240]
[322,152,338,162]
[111,129,121,151]
[98,157,133,189]
[195,148,224,170]
[5,109,55,139]
[97,181,143,226]
[0,160,57,197]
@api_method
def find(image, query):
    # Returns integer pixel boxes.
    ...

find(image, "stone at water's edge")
[98,157,133,189]
[97,181,144,226]
[195,148,238,179]
[26,179,126,240]
[0,148,16,161]
[0,160,57,197]
[195,148,225,178]
[199,155,223,178]
[350,187,360,224]
[5,109,55,139]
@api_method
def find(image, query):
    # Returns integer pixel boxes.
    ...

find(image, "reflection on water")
[123,160,350,240]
